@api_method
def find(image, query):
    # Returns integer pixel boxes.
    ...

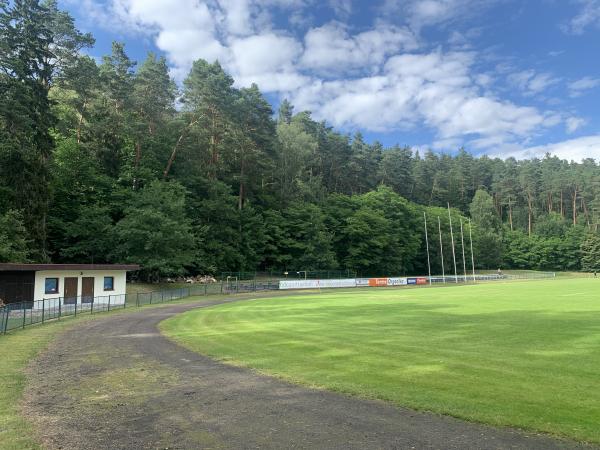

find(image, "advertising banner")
[368,278,389,287]
[407,278,417,285]
[416,277,428,285]
[279,279,356,290]
[318,279,356,288]
[355,278,370,287]
[387,277,408,286]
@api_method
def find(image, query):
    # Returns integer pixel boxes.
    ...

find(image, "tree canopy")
[1,1,599,278]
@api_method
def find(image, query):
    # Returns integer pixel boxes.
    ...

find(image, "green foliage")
[580,233,600,272]
[345,187,420,275]
[112,181,196,281]
[470,189,500,231]
[0,0,93,260]
[0,1,597,274]
[0,210,30,262]
[277,202,337,270]
[275,121,318,205]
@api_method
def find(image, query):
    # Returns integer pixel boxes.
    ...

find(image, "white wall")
[33,270,127,307]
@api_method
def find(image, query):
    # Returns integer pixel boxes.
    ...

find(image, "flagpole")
[424,212,432,285]
[438,217,446,283]
[448,203,458,283]
[468,218,476,281]
[460,219,467,282]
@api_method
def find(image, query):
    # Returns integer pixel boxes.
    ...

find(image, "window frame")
[45,277,59,294]
[103,276,114,291]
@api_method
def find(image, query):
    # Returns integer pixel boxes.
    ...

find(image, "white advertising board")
[387,277,407,286]
[279,279,357,290]
[355,278,370,287]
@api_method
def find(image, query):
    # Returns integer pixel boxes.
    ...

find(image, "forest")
[2,0,600,280]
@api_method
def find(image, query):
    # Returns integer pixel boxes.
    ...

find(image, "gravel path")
[23,297,593,450]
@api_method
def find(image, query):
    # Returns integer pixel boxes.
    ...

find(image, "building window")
[45,278,59,294]
[103,276,114,291]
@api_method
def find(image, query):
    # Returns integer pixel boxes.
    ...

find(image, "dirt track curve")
[23,297,594,450]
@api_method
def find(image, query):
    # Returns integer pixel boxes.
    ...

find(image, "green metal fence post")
[136,292,140,307]
[108,296,111,311]
[22,303,26,329]
[42,299,45,324]
[236,278,239,294]
[204,283,207,296]
[74,300,77,317]
[3,307,8,334]
[221,280,224,294]
[58,299,62,320]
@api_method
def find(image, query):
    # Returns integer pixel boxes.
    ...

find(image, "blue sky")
[60,0,600,160]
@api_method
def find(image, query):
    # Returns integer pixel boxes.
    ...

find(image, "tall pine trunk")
[527,192,533,236]
[572,187,578,225]
[508,197,514,231]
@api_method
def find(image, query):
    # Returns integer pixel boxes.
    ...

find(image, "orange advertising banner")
[368,278,389,287]
[416,277,427,285]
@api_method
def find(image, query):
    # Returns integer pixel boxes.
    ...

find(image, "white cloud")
[229,33,307,92]
[381,0,499,32]
[507,70,560,96]
[568,76,600,97]
[300,22,416,75]
[216,0,256,36]
[292,50,550,145]
[230,33,301,76]
[562,0,600,34]
[328,0,353,18]
[566,116,587,133]
[496,135,600,162]
[73,0,579,156]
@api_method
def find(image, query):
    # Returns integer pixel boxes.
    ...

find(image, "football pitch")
[161,278,600,444]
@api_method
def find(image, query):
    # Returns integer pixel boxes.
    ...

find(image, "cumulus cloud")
[292,50,550,145]
[300,22,417,75]
[72,0,581,156]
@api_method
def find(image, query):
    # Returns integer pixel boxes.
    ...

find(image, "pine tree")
[580,233,600,272]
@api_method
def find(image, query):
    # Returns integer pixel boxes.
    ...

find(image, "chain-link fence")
[0,280,282,335]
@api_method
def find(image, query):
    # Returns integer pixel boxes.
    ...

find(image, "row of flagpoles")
[423,203,476,285]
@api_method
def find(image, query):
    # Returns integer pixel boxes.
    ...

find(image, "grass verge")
[0,293,235,450]
[0,319,80,450]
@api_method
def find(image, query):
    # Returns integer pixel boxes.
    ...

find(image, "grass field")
[161,278,600,444]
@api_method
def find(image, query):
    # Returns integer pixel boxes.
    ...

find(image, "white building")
[0,264,139,308]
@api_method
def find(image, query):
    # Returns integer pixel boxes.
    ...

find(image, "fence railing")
[0,278,299,335]
[428,272,556,283]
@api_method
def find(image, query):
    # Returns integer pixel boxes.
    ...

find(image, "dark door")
[0,271,34,307]
[64,277,78,305]
[82,277,94,303]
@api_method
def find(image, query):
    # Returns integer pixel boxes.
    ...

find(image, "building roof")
[0,263,140,272]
